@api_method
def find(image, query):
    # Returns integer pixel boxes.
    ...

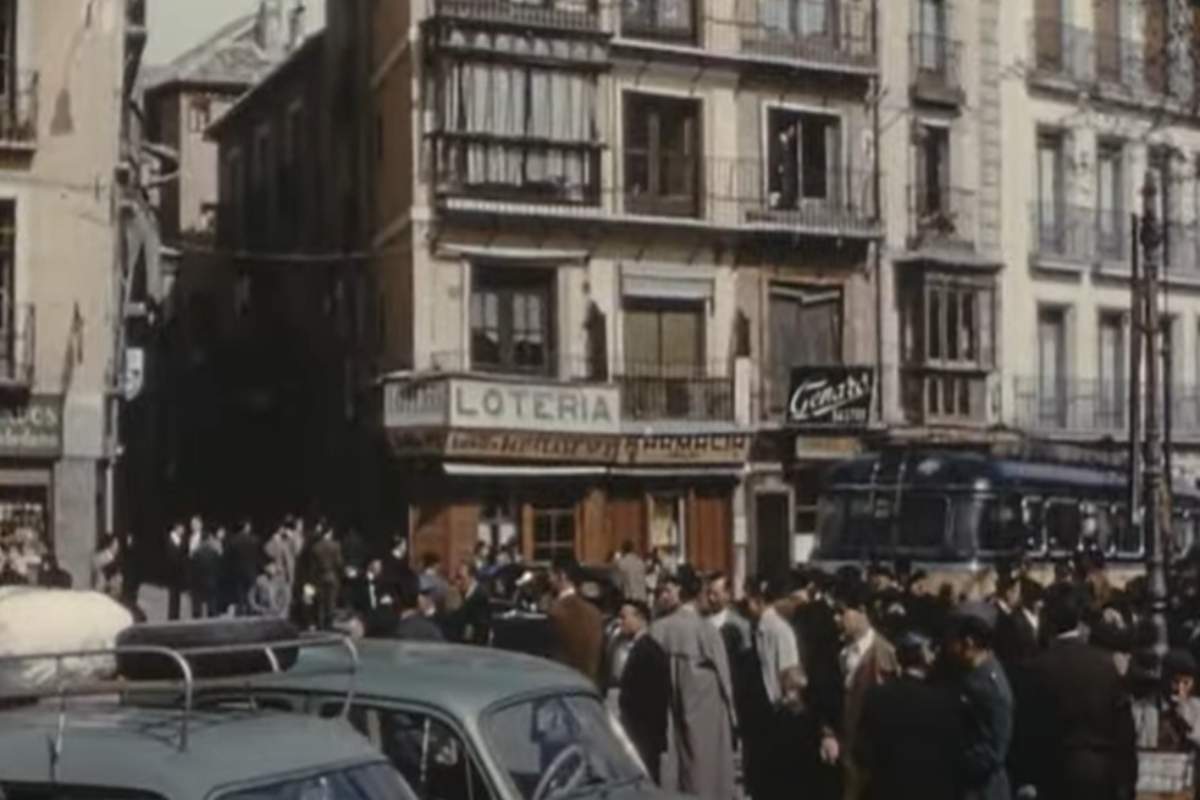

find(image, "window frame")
[761,102,845,210]
[622,91,702,217]
[469,265,556,376]
[531,505,577,564]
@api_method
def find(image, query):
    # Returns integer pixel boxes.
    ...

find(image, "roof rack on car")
[0,632,359,753]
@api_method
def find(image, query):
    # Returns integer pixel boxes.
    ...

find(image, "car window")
[483,694,643,800]
[218,762,415,800]
[0,785,163,800]
[325,703,492,800]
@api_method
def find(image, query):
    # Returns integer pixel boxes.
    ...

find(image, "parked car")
[185,639,686,800]
[0,622,416,800]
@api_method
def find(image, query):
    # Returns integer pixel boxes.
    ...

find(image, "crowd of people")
[0,526,70,588]
[585,549,1200,800]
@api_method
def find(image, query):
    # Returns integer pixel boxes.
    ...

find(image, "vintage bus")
[813,450,1200,587]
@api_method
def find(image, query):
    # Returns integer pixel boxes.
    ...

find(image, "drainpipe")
[870,0,884,426]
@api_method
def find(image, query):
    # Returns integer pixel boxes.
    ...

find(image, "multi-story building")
[369,0,882,580]
[994,0,1200,488]
[0,0,152,582]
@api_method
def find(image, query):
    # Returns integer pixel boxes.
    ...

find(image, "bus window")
[1045,499,1082,553]
[895,496,949,551]
[816,493,893,558]
[978,496,1026,554]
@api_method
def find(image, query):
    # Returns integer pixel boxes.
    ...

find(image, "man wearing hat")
[1012,583,1136,800]
[857,628,962,800]
[944,602,1013,800]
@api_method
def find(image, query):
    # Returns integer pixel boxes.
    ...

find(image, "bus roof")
[823,450,1199,498]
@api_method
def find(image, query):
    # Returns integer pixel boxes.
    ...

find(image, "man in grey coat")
[651,565,737,800]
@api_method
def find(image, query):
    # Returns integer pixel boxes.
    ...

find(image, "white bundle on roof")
[0,587,134,695]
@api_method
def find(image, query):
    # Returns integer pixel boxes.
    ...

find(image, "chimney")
[288,2,307,51]
[255,0,286,58]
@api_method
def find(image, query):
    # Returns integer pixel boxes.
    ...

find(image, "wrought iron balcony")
[430,0,603,32]
[433,147,880,237]
[618,361,734,424]
[1012,377,1128,436]
[1030,203,1094,264]
[1027,19,1171,101]
[735,0,875,70]
[909,33,964,106]
[620,0,697,44]
[907,183,975,250]
[0,71,38,148]
[1095,206,1129,262]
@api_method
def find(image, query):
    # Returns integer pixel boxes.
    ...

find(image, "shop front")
[0,395,62,557]
[381,375,750,574]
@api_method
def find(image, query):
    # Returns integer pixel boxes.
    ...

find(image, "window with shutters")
[621,298,723,421]
[1035,131,1067,253]
[1145,0,1168,94]
[765,107,841,211]
[1097,312,1126,430]
[470,266,555,376]
[1037,306,1068,427]
[623,93,702,218]
[1033,0,1065,73]
[1094,0,1122,83]
[1096,141,1124,259]
[899,270,995,424]
[767,286,842,417]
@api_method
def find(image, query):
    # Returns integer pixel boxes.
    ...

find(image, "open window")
[765,108,841,211]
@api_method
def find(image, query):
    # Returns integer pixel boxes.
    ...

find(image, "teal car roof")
[283,640,595,718]
[0,703,387,799]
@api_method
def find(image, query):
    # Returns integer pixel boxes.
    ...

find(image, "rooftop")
[0,704,386,797]
[143,8,284,95]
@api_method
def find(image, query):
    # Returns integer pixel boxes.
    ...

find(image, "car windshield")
[484,694,644,800]
[220,762,417,800]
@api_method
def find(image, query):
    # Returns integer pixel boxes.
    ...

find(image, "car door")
[319,700,497,800]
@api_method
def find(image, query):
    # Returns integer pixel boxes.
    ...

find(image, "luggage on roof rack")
[0,622,360,752]
[117,618,301,679]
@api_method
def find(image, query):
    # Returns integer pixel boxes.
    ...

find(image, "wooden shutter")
[623,304,660,372]
[1034,0,1063,69]
[606,491,647,555]
[1094,0,1120,81]
[661,304,703,375]
[1145,0,1167,93]
[686,489,732,575]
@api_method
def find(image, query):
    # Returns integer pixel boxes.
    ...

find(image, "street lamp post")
[1140,173,1170,662]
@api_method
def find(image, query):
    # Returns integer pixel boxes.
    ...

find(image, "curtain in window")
[762,0,790,33]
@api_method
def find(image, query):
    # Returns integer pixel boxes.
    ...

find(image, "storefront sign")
[449,379,620,435]
[787,367,874,428]
[0,395,63,457]
[387,428,752,466]
[384,376,620,435]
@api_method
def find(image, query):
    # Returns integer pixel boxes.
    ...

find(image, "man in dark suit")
[452,561,491,645]
[388,571,444,642]
[1012,583,1137,800]
[617,599,670,782]
[994,574,1040,668]
[547,555,604,685]
[309,526,344,629]
[227,520,261,616]
[857,629,962,800]
[165,522,189,620]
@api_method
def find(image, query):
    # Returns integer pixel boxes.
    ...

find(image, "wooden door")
[687,488,732,574]
[606,491,647,555]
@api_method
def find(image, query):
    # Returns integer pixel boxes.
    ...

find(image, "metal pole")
[1141,173,1169,662]
[1130,214,1142,540]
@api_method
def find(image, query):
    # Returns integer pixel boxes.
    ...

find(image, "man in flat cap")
[945,602,1014,800]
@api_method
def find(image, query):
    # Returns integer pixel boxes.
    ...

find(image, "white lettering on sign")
[788,369,873,425]
[450,379,620,434]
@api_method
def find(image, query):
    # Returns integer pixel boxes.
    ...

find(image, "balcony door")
[1036,132,1066,252]
[1096,142,1124,259]
[768,286,841,415]
[915,123,949,219]
[766,108,841,213]
[0,200,13,382]
[623,299,705,419]
[1145,0,1168,93]
[1038,307,1068,427]
[1097,312,1126,429]
[1034,0,1065,71]
[916,0,947,72]
[1094,0,1121,82]
[624,93,701,217]
[762,0,835,38]
[470,266,555,376]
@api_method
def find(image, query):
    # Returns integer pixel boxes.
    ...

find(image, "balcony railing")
[432,147,880,235]
[431,0,602,32]
[1096,206,1128,262]
[1011,376,1200,438]
[618,361,734,423]
[909,33,964,105]
[736,0,875,69]
[902,368,991,425]
[908,183,975,249]
[0,303,35,390]
[620,0,697,44]
[0,71,38,147]
[1030,203,1094,263]
[1027,19,1172,101]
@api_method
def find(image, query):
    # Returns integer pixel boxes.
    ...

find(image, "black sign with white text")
[787,367,875,427]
